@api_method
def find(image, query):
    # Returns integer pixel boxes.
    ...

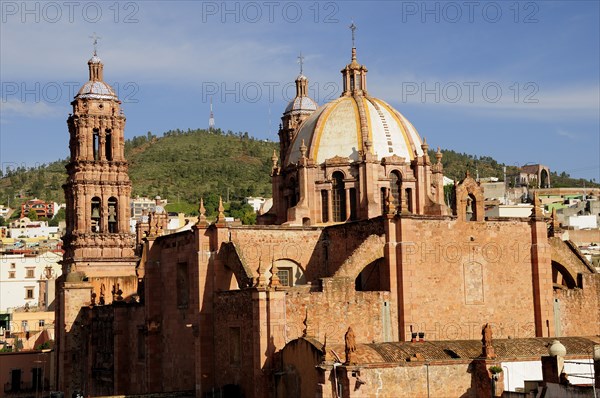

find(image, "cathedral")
[55,40,599,398]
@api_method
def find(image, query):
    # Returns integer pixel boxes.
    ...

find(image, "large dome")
[286,95,424,165]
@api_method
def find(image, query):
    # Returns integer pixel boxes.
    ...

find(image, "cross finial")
[89,32,101,56]
[349,20,357,48]
[297,52,305,75]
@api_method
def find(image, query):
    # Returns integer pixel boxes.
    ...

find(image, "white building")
[485,204,534,218]
[245,197,267,212]
[0,205,12,218]
[566,215,598,230]
[0,252,62,313]
[8,218,59,239]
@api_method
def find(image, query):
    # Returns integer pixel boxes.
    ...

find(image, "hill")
[0,128,597,221]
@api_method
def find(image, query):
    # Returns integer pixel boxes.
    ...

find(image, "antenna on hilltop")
[208,97,215,132]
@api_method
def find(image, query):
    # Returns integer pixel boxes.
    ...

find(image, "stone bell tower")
[56,47,138,394]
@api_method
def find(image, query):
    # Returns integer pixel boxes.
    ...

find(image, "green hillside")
[0,128,597,221]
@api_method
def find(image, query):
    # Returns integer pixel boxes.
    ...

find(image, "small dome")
[76,81,118,100]
[284,96,318,115]
[88,55,102,64]
[286,96,423,165]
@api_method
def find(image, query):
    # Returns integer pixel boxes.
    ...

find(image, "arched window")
[105,129,113,161]
[390,171,401,209]
[466,193,477,221]
[91,197,101,232]
[108,197,118,233]
[332,171,346,222]
[92,129,100,160]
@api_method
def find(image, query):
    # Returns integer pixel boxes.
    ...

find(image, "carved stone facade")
[54,47,599,398]
[56,53,138,395]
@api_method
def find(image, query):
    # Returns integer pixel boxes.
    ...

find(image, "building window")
[332,171,346,222]
[321,190,329,223]
[277,267,292,287]
[91,197,101,232]
[390,171,401,209]
[8,271,15,279]
[176,262,189,309]
[26,268,35,278]
[38,320,45,328]
[108,197,118,233]
[105,129,113,161]
[229,327,241,366]
[92,128,100,160]
[25,288,34,299]
[10,263,16,269]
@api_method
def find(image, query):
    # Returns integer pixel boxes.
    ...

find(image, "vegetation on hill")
[0,128,596,222]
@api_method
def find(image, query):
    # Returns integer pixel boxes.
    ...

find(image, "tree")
[27,209,38,221]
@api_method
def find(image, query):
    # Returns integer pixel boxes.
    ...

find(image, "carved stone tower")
[56,50,138,395]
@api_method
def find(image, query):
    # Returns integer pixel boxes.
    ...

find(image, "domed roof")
[284,95,318,115]
[286,95,424,165]
[76,80,118,100]
[88,55,102,64]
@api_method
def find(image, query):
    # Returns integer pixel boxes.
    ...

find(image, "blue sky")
[1,1,599,181]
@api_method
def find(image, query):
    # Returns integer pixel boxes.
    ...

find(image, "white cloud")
[0,99,63,120]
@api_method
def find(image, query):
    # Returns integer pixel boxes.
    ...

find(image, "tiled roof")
[323,337,599,364]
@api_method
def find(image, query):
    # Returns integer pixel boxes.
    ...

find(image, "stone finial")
[386,191,396,216]
[344,326,357,365]
[269,259,280,288]
[99,284,106,305]
[299,139,307,159]
[421,137,429,151]
[481,323,497,359]
[195,198,208,227]
[465,169,471,179]
[271,149,278,169]
[435,147,443,164]
[256,257,267,288]
[215,196,226,225]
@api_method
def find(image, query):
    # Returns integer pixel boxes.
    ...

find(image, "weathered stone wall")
[396,217,541,340]
[285,279,392,345]
[339,362,476,398]
[555,273,600,336]
[213,290,256,395]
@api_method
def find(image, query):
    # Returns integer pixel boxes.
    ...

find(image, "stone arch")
[264,258,307,287]
[333,234,385,279]
[551,260,577,289]
[455,174,484,221]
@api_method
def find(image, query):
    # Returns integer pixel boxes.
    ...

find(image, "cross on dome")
[89,32,101,56]
[297,52,305,75]
[349,20,357,48]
